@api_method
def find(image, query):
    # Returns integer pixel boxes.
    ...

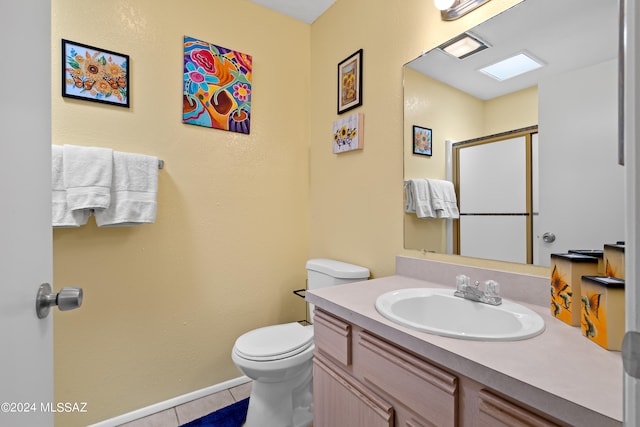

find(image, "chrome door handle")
[36,283,83,319]
[542,232,556,243]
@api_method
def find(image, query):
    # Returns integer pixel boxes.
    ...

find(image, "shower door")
[455,131,533,264]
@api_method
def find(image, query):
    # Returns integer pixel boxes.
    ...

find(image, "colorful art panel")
[183,36,252,134]
[62,39,129,108]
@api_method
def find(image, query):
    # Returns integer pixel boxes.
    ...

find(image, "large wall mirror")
[403,0,623,267]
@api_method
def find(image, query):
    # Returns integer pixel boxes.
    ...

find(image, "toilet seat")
[234,322,313,362]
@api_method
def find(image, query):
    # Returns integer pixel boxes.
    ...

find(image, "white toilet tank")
[306,258,369,323]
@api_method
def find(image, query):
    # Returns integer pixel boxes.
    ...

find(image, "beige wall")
[52,0,539,425]
[52,1,310,425]
[403,69,484,252]
[484,86,538,134]
[309,0,523,278]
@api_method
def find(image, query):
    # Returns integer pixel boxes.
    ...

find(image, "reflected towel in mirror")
[404,178,459,219]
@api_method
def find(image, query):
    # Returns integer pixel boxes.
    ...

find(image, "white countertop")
[306,274,623,426]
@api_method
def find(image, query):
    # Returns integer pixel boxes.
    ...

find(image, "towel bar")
[158,159,165,169]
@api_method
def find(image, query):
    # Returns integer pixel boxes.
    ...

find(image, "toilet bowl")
[231,259,370,427]
[232,322,315,427]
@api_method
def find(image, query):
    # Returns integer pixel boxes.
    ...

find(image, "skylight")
[479,53,544,81]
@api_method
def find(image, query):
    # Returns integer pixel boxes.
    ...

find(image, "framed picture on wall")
[337,49,363,114]
[413,125,432,156]
[61,39,129,108]
[332,112,364,154]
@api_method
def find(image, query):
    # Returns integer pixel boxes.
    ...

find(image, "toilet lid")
[234,322,313,361]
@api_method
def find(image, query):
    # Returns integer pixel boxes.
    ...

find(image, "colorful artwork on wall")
[62,39,129,108]
[337,49,363,114]
[413,125,432,156]
[183,36,253,134]
[332,113,364,154]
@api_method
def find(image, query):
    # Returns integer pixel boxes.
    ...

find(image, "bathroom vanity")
[306,257,623,427]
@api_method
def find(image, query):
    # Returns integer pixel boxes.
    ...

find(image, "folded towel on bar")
[404,178,459,219]
[404,179,436,218]
[427,179,459,219]
[63,144,113,211]
[94,151,159,227]
[52,145,90,227]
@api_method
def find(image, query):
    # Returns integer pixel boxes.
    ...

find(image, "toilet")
[231,258,370,427]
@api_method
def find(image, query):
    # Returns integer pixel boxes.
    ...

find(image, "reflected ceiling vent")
[478,52,545,81]
[435,0,492,21]
[439,33,490,59]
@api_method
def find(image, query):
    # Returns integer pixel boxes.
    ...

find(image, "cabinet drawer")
[354,330,458,427]
[313,309,352,367]
[477,390,562,427]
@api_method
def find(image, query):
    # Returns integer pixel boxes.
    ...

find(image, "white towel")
[63,144,113,211]
[52,145,90,227]
[404,178,459,219]
[427,179,459,219]
[405,179,437,218]
[94,151,158,227]
[404,180,416,213]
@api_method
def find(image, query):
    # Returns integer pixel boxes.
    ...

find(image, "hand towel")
[404,180,416,213]
[52,145,90,227]
[63,144,113,211]
[406,179,438,218]
[427,179,460,219]
[94,151,158,227]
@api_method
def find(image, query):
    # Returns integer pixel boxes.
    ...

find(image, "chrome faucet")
[454,275,502,306]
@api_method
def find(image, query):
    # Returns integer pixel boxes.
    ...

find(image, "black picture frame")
[61,39,130,108]
[413,125,433,156]
[337,49,363,114]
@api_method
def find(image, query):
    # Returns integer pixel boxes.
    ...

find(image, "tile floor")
[118,382,252,427]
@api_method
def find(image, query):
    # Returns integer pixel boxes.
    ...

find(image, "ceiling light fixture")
[479,52,544,81]
[438,0,492,21]
[439,33,489,59]
[434,0,456,10]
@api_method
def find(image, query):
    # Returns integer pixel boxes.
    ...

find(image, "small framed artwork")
[332,112,364,154]
[337,49,363,114]
[413,125,432,156]
[62,39,129,108]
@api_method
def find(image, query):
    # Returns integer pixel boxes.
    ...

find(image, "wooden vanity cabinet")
[313,309,456,427]
[312,309,568,427]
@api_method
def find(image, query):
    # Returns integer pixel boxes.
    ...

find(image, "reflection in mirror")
[403,0,623,267]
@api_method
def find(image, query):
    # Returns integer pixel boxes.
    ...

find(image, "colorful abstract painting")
[62,39,129,107]
[183,36,252,134]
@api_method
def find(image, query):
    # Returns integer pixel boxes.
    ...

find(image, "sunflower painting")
[62,40,129,107]
[332,113,364,154]
[183,36,252,134]
[413,126,432,156]
[337,49,363,114]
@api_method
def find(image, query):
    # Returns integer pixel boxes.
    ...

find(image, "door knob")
[36,283,83,319]
[542,232,556,243]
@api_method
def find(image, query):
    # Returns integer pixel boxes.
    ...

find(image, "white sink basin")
[375,288,545,341]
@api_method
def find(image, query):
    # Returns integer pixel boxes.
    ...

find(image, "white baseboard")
[87,376,251,427]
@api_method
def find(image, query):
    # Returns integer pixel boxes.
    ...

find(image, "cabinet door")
[314,309,352,367]
[476,390,562,427]
[354,330,457,427]
[313,355,393,427]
